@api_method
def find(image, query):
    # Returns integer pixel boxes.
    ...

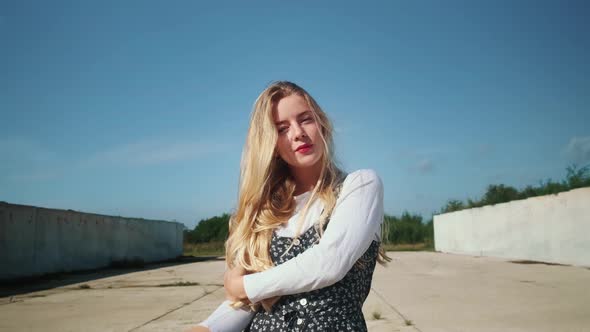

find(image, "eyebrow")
[275,110,313,125]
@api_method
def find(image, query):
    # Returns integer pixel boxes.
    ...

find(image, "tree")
[441,199,465,213]
[184,213,230,243]
[384,212,428,244]
[482,184,519,205]
[565,164,590,189]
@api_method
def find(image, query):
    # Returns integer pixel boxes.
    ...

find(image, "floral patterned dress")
[244,218,380,332]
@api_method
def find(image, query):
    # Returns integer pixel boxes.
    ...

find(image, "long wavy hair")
[225,81,390,275]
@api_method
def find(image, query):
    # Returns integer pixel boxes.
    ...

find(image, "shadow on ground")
[0,256,223,298]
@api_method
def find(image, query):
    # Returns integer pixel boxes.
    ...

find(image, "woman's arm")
[231,169,384,304]
[192,299,255,332]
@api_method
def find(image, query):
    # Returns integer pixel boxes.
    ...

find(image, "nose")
[291,123,306,140]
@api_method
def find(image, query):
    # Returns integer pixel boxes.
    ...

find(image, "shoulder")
[343,169,382,186]
[333,169,384,219]
[341,169,383,194]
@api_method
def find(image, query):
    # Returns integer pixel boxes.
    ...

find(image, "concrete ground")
[1,251,589,332]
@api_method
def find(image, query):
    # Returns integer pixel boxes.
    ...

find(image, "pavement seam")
[127,285,223,332]
[0,283,224,306]
[370,287,423,332]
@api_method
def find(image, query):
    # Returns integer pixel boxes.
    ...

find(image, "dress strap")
[279,172,348,260]
[313,173,347,235]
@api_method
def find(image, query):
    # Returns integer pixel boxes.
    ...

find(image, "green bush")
[184,213,230,243]
[482,184,519,205]
[565,164,590,189]
[184,165,588,247]
[441,199,465,213]
[383,212,433,246]
[440,164,589,214]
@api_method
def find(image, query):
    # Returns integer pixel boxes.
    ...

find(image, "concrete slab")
[371,251,590,332]
[1,251,588,331]
[0,258,225,332]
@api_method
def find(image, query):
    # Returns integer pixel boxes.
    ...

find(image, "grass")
[371,310,382,320]
[183,241,435,257]
[183,242,225,257]
[382,243,435,252]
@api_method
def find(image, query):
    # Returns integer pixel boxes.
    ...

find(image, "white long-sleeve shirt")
[199,169,384,332]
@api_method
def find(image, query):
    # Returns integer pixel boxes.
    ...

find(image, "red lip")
[295,143,313,152]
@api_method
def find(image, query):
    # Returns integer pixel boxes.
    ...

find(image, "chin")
[292,157,322,169]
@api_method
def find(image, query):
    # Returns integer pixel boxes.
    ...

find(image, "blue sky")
[2,1,589,229]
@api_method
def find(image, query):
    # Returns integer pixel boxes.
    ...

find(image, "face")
[273,94,324,170]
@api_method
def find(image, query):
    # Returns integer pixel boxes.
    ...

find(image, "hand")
[260,296,280,312]
[224,264,248,302]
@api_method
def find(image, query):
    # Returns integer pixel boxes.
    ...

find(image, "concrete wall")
[434,187,590,267]
[0,202,184,281]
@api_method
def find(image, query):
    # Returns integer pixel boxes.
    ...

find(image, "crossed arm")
[193,169,384,332]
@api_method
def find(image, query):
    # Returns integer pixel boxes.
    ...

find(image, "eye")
[278,126,288,134]
[301,117,313,123]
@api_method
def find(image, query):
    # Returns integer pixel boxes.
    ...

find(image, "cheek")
[309,124,322,140]
[276,139,290,156]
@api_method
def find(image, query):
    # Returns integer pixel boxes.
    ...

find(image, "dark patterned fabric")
[244,220,380,332]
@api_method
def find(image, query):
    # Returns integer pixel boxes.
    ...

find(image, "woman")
[189,81,389,332]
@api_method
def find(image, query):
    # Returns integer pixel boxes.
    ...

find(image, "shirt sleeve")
[243,169,384,304]
[198,300,255,332]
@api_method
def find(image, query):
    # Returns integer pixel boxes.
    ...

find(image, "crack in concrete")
[127,285,223,332]
[370,287,423,332]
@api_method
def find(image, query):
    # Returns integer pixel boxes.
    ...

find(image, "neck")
[290,162,323,196]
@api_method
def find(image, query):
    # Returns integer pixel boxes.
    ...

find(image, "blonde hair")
[225,81,390,275]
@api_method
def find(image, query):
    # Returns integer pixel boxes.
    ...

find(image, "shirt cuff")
[243,273,265,304]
